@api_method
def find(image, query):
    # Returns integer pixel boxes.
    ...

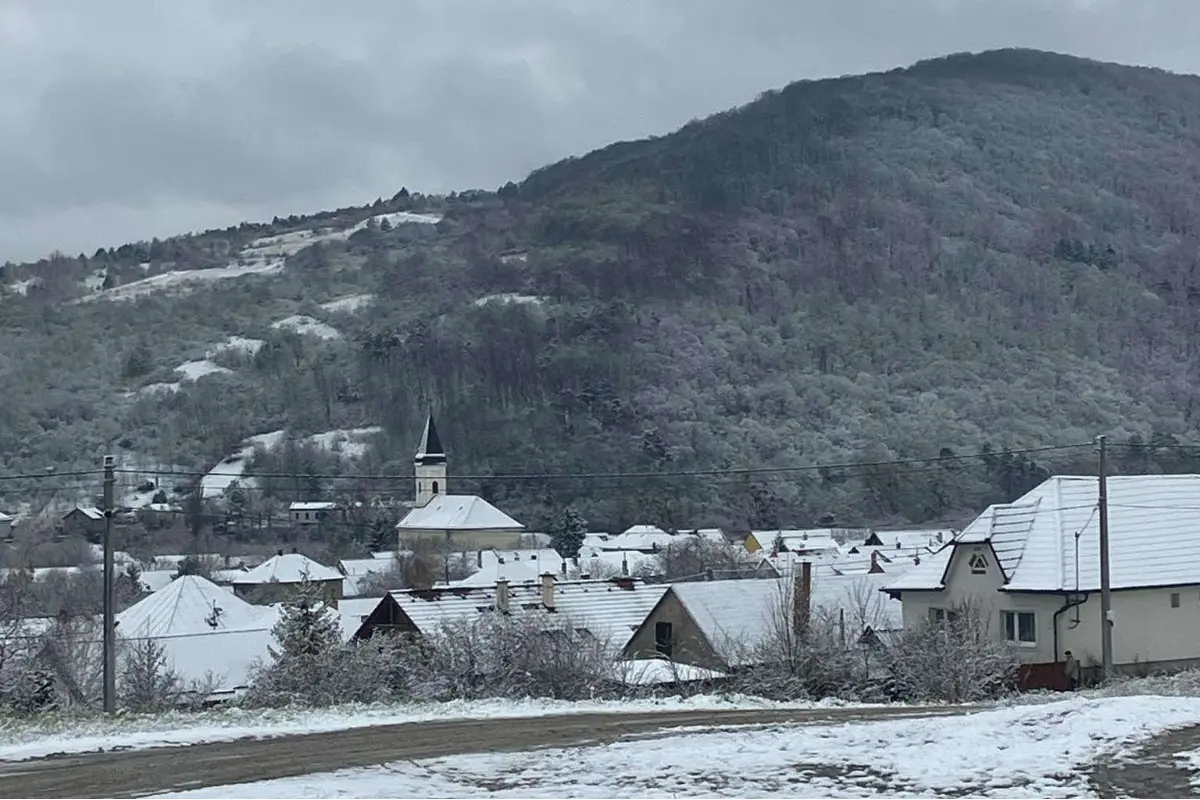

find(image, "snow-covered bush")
[887,598,1018,702]
[399,613,618,701]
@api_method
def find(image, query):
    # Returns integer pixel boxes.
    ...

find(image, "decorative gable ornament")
[968,551,988,574]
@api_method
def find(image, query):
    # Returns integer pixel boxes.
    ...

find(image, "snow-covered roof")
[338,596,382,641]
[396,494,524,531]
[886,475,1200,594]
[602,526,674,551]
[290,501,339,511]
[672,574,905,664]
[117,575,273,637]
[231,553,342,585]
[69,507,104,520]
[137,569,177,593]
[869,529,953,551]
[751,529,843,553]
[389,579,667,649]
[447,558,544,588]
[580,549,660,577]
[479,548,564,570]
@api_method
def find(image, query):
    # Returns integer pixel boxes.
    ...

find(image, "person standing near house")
[1064,650,1081,691]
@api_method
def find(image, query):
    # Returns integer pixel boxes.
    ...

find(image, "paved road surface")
[0,704,975,798]
[1089,722,1200,798]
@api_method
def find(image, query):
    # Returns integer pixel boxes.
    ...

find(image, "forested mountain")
[4,48,1200,533]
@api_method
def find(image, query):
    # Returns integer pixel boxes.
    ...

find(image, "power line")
[112,441,1094,483]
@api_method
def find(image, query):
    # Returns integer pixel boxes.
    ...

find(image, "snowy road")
[0,705,971,798]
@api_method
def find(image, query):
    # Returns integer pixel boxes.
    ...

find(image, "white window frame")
[929,607,960,626]
[1001,610,1037,647]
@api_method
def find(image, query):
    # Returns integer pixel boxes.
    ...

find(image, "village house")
[61,506,105,539]
[289,501,341,526]
[353,575,668,650]
[394,414,526,551]
[884,474,1200,688]
[115,575,282,701]
[624,568,903,671]
[231,550,344,608]
[743,529,849,556]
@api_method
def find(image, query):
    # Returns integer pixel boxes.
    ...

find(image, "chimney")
[477,550,482,568]
[276,548,283,557]
[494,579,510,614]
[621,555,629,576]
[541,573,556,611]
[869,550,885,574]
[792,561,812,637]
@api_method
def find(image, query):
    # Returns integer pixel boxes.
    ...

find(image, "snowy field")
[151,696,1200,799]
[0,695,858,763]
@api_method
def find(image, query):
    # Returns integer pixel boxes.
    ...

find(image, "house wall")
[233,578,343,608]
[399,528,527,551]
[624,591,725,671]
[897,543,1064,664]
[903,546,1200,672]
[1057,585,1200,671]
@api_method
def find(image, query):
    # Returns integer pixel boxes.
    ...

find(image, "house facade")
[885,474,1200,686]
[395,414,526,551]
[289,501,340,526]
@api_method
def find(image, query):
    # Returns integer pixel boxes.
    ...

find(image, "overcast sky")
[2,0,1198,263]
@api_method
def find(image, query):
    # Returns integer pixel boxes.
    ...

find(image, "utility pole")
[102,455,117,713]
[1097,435,1114,679]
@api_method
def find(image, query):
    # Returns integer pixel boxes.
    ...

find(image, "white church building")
[395,414,527,550]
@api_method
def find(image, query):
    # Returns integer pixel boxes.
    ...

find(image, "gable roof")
[290,501,339,511]
[117,575,271,636]
[670,573,905,665]
[68,506,104,520]
[396,494,524,531]
[387,579,667,648]
[886,474,1200,594]
[231,553,342,585]
[415,413,446,465]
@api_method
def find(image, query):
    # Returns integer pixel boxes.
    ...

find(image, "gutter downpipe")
[1053,593,1090,662]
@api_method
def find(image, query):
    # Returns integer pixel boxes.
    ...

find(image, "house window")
[1001,610,1036,645]
[304,512,310,521]
[654,621,673,658]
[1171,592,1181,609]
[968,551,988,575]
[432,481,439,495]
[929,607,959,626]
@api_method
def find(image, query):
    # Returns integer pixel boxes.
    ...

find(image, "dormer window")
[968,551,988,575]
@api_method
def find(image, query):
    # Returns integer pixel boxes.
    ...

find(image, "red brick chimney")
[792,561,812,636]
[869,550,885,574]
[540,572,556,611]
[494,579,510,614]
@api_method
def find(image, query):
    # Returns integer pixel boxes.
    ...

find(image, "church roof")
[415,413,446,465]
[396,494,524,531]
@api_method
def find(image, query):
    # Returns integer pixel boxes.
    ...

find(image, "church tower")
[414,413,447,508]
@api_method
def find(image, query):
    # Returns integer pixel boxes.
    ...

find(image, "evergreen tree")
[246,579,344,706]
[120,638,183,711]
[548,505,588,560]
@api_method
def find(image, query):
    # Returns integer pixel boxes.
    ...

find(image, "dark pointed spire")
[415,412,446,465]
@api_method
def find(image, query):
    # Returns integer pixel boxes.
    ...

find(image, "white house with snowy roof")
[884,474,1200,687]
[115,575,281,700]
[395,414,526,550]
[231,550,344,607]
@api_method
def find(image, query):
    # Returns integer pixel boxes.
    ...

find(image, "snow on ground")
[307,427,383,459]
[474,293,546,307]
[206,336,265,358]
[351,211,443,232]
[200,430,286,498]
[321,293,374,313]
[9,279,35,295]
[151,696,1200,799]
[272,315,342,340]
[175,360,232,381]
[0,694,850,763]
[79,260,284,303]
[137,381,182,396]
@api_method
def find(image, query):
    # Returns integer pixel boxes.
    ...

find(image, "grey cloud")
[3,0,1200,262]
